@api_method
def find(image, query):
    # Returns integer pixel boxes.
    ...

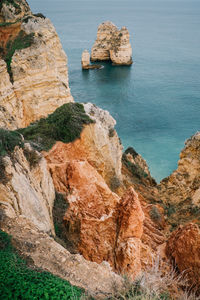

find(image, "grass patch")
[0,229,83,299]
[18,103,94,151]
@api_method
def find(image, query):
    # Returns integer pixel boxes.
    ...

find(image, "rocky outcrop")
[122,147,157,187]
[166,223,200,290]
[48,153,145,279]
[45,103,123,188]
[115,188,144,278]
[81,49,102,70]
[91,21,132,65]
[0,145,55,233]
[81,50,90,69]
[0,2,73,129]
[0,215,123,299]
[158,132,200,228]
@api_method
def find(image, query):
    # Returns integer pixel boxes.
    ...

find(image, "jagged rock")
[122,147,157,187]
[50,159,119,266]
[166,223,200,289]
[45,103,123,188]
[0,215,123,299]
[91,21,132,65]
[158,132,200,227]
[0,6,73,128]
[115,187,144,278]
[0,145,55,233]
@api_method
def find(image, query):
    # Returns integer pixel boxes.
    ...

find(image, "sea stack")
[81,49,90,69]
[81,49,102,69]
[91,21,133,65]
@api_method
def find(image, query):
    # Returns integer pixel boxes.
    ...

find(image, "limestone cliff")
[91,21,133,65]
[0,143,55,233]
[0,1,73,129]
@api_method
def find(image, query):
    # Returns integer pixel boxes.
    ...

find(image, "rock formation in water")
[0,0,73,129]
[91,21,133,65]
[81,49,102,69]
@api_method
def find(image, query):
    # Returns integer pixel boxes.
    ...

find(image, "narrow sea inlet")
[29,0,200,182]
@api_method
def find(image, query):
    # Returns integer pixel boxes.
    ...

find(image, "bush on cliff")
[18,103,94,151]
[0,229,83,299]
[0,129,23,157]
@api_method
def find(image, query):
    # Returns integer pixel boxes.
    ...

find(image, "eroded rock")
[0,145,55,233]
[166,223,200,290]
[91,21,132,65]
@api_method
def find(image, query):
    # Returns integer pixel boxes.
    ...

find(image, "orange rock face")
[48,152,146,278]
[166,223,200,289]
[49,159,119,267]
[115,188,144,277]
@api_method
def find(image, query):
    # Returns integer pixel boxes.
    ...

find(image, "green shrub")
[18,103,94,151]
[0,129,23,157]
[0,229,83,299]
[53,192,68,238]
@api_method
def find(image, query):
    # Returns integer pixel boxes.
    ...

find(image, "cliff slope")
[0,0,73,129]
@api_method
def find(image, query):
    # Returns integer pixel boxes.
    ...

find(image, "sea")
[28,0,200,182]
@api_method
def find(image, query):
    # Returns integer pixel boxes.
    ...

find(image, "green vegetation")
[0,229,83,299]
[0,128,24,183]
[0,129,23,157]
[5,30,34,81]
[53,192,68,239]
[18,103,94,151]
[122,153,148,181]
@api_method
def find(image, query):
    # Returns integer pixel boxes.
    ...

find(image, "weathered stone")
[0,0,31,23]
[91,21,132,65]
[81,49,90,69]
[0,16,73,128]
[0,145,55,233]
[115,187,145,278]
[166,223,200,289]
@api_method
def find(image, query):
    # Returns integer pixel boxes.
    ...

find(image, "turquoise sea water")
[29,0,200,182]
